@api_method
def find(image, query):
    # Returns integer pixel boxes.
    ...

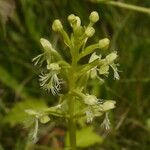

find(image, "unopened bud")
[52,19,63,32]
[85,27,95,37]
[68,14,76,23]
[99,38,110,49]
[89,11,99,23]
[106,51,118,64]
[68,14,81,27]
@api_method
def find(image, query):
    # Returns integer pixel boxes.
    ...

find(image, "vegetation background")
[0,0,150,149]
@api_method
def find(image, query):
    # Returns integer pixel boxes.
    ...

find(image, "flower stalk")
[27,11,119,150]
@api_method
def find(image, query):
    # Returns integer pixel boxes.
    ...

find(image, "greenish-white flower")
[39,63,63,95]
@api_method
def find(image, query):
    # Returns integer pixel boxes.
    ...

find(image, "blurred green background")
[0,0,150,150]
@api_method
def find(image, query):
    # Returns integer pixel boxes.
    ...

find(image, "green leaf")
[65,127,103,148]
[3,99,48,126]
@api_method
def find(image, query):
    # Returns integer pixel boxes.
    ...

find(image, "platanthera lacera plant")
[26,11,119,149]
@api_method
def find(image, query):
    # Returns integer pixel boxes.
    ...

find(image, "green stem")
[91,0,150,14]
[68,97,76,150]
[67,60,77,150]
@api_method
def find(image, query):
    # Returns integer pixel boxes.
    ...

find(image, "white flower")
[89,51,120,81]
[39,63,63,95]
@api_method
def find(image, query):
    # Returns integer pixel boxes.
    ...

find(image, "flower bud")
[89,11,99,23]
[47,63,60,71]
[84,94,98,105]
[68,14,76,24]
[99,38,110,49]
[102,100,116,111]
[106,51,118,64]
[68,14,81,27]
[52,19,63,32]
[85,27,95,37]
